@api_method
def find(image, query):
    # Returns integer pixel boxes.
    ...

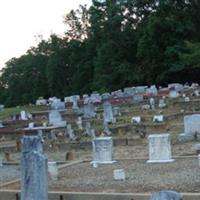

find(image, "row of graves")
[1,83,200,199]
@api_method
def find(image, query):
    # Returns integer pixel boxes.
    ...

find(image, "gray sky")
[0,0,91,69]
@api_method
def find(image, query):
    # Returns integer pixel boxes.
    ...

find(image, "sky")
[0,0,91,69]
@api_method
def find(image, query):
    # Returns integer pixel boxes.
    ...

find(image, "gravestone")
[0,155,2,167]
[147,134,174,163]
[20,111,28,120]
[131,116,141,124]
[103,121,112,135]
[0,104,5,111]
[76,117,83,130]
[0,121,4,128]
[150,98,155,109]
[158,98,166,108]
[48,162,58,181]
[169,90,179,98]
[83,97,96,119]
[28,122,34,129]
[150,190,182,200]
[153,115,164,123]
[49,110,66,127]
[72,95,79,110]
[21,136,48,200]
[103,101,114,123]
[92,137,115,164]
[66,124,75,139]
[178,114,200,141]
[113,107,121,117]
[85,122,92,137]
[36,98,47,106]
[113,169,125,181]
[51,99,65,110]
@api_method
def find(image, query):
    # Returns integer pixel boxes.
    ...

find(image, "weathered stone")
[103,101,114,123]
[83,97,96,119]
[49,110,66,127]
[20,111,28,120]
[51,98,65,110]
[92,137,115,164]
[147,134,174,163]
[131,116,141,124]
[150,190,182,200]
[113,169,125,181]
[48,162,58,181]
[21,136,48,200]
[153,115,164,123]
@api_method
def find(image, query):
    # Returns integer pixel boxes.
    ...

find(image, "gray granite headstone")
[83,97,96,119]
[150,190,182,200]
[49,110,66,127]
[103,101,114,123]
[21,136,48,200]
[92,137,115,164]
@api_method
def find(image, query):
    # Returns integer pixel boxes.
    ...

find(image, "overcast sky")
[0,0,91,69]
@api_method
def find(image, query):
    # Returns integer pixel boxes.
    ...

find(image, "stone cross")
[147,134,174,163]
[21,136,48,200]
[92,137,115,164]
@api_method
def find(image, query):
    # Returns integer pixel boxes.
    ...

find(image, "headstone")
[150,190,182,200]
[83,97,96,119]
[113,169,125,181]
[21,136,48,200]
[85,122,92,137]
[147,134,174,163]
[49,110,66,127]
[92,137,115,164]
[51,98,65,110]
[48,162,58,181]
[142,104,150,110]
[168,83,183,92]
[178,114,200,141]
[124,87,135,97]
[153,115,164,123]
[28,122,34,129]
[72,95,79,110]
[76,117,83,130]
[135,86,147,93]
[184,97,190,102]
[36,98,47,106]
[158,98,166,108]
[103,101,114,123]
[0,104,5,111]
[20,111,28,120]
[150,98,155,109]
[91,92,102,103]
[103,121,112,135]
[113,107,121,117]
[0,121,4,128]
[198,154,200,167]
[133,95,144,102]
[169,90,179,98]
[66,124,75,139]
[131,116,141,124]
[0,155,3,167]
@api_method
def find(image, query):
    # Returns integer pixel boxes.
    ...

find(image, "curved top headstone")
[22,136,43,153]
[150,191,182,200]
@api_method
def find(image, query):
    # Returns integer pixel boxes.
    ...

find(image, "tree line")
[0,0,200,107]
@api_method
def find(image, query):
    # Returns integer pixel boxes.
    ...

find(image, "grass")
[0,106,47,120]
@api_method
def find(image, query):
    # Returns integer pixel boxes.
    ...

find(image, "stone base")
[91,160,116,165]
[147,159,174,163]
[177,133,195,142]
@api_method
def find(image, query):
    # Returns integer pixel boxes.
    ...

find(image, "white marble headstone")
[147,134,174,163]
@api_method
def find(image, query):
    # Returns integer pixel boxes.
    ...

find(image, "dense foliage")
[1,0,200,106]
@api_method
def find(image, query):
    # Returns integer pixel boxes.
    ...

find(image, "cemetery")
[1,84,200,199]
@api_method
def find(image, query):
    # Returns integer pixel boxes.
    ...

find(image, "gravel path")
[49,158,200,193]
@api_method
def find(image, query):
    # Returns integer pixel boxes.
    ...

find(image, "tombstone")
[21,136,48,200]
[168,83,183,92]
[131,116,141,124]
[142,104,150,110]
[147,134,174,163]
[112,90,124,98]
[194,90,200,97]
[48,162,58,181]
[0,155,2,167]
[72,95,79,110]
[0,121,4,128]
[158,98,166,108]
[51,99,65,110]
[91,92,102,103]
[133,95,144,102]
[103,121,112,135]
[101,93,111,101]
[113,169,125,181]
[150,98,155,109]
[169,90,179,98]
[0,104,5,111]
[178,114,200,141]
[103,101,114,123]
[36,98,47,106]
[124,87,135,97]
[153,115,164,123]
[28,122,34,129]
[76,117,83,130]
[49,110,66,127]
[83,97,96,119]
[92,137,115,164]
[20,111,28,120]
[66,124,75,139]
[184,97,190,102]
[198,154,200,166]
[135,86,147,93]
[150,190,182,200]
[85,122,92,137]
[113,107,121,117]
